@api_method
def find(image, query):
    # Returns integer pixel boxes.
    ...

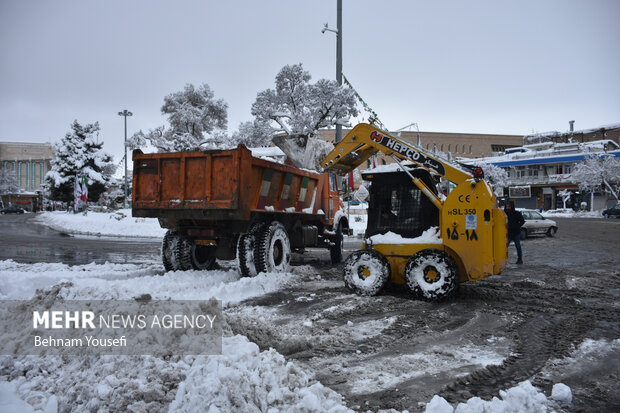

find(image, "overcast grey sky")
[1,0,619,162]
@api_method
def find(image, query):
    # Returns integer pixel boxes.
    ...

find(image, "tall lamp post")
[118,109,132,208]
[322,0,343,143]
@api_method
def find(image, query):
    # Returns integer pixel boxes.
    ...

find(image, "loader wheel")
[343,249,390,296]
[330,222,344,264]
[189,243,217,270]
[405,249,458,301]
[237,223,264,277]
[254,221,291,274]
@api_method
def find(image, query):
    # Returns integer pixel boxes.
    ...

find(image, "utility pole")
[322,0,343,143]
[117,109,133,208]
[336,0,343,143]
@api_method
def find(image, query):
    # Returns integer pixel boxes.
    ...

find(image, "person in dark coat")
[504,200,525,264]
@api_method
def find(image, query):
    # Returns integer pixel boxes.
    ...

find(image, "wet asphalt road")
[0,213,161,265]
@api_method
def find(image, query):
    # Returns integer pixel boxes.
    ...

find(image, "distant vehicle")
[1,206,25,214]
[602,204,620,218]
[518,209,557,238]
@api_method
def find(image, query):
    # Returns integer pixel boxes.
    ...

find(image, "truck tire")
[175,236,194,271]
[162,229,186,272]
[189,242,217,270]
[162,230,177,272]
[343,249,390,296]
[254,221,291,274]
[405,249,458,301]
[237,223,264,277]
[330,222,344,264]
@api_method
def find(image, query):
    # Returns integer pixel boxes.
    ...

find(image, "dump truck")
[132,145,349,276]
[321,123,507,300]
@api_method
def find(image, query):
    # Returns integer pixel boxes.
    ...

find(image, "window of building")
[469,145,473,154]
[447,144,451,152]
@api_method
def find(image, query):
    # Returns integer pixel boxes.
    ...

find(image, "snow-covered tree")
[130,84,228,152]
[0,166,19,195]
[572,153,620,202]
[231,120,274,148]
[470,160,509,193]
[242,63,358,169]
[250,63,357,138]
[45,120,115,203]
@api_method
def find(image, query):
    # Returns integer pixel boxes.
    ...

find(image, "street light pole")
[117,109,133,208]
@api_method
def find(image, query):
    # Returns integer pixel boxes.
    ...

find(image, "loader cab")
[362,168,439,239]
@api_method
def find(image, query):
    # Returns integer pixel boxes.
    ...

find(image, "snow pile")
[0,260,298,305]
[0,261,350,412]
[541,209,603,219]
[424,380,564,413]
[35,209,166,238]
[169,335,351,412]
[551,383,572,405]
[367,226,442,245]
[0,260,155,300]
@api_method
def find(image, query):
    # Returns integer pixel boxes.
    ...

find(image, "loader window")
[366,170,439,239]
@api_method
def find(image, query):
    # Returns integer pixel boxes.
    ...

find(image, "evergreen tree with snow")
[129,83,228,152]
[45,120,115,203]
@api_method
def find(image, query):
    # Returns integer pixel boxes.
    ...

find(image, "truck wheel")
[330,222,344,264]
[405,249,458,301]
[162,230,178,272]
[237,223,265,277]
[189,243,217,270]
[175,236,194,271]
[343,249,390,296]
[254,221,291,273]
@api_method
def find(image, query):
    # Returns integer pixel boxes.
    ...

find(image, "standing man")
[504,200,525,264]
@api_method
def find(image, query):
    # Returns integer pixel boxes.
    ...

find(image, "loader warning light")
[473,167,484,181]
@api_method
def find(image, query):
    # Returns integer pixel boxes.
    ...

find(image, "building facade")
[0,142,55,191]
[0,142,55,211]
[478,136,620,211]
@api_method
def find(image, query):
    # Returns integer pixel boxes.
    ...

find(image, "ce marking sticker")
[458,194,471,203]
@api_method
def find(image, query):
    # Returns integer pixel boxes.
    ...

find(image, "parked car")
[1,206,25,214]
[602,204,620,218]
[518,209,558,239]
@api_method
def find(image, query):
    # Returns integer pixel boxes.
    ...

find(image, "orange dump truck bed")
[133,145,335,222]
[132,145,349,271]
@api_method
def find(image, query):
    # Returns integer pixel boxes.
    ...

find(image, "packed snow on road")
[1,211,616,412]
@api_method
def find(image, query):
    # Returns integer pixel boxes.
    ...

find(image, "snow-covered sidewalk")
[34,209,166,238]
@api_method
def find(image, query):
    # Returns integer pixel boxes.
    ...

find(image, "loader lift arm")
[321,123,472,210]
[322,123,471,183]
